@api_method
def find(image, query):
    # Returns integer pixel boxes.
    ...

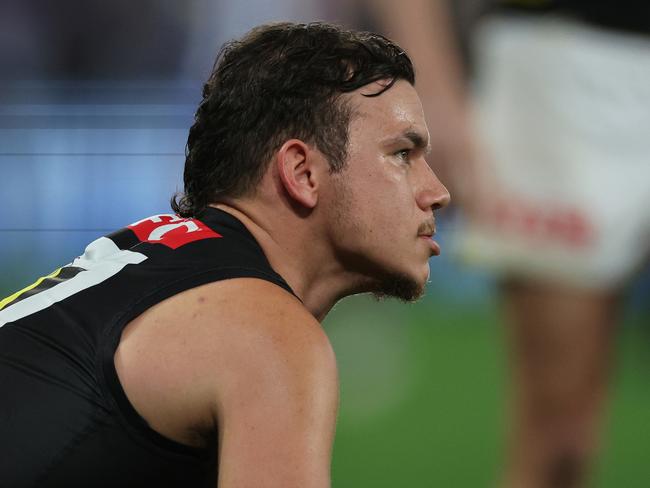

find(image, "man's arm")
[210,279,339,487]
[115,278,338,487]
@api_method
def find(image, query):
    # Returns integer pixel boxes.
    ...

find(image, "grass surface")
[325,296,650,487]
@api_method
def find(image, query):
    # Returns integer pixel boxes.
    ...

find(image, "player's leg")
[501,279,621,488]
[458,14,650,488]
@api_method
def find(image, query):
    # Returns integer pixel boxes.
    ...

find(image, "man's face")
[326,79,450,301]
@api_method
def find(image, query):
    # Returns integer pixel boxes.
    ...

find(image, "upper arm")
[207,280,339,488]
[114,277,338,487]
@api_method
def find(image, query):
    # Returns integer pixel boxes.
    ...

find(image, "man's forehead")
[345,80,428,139]
[347,80,423,118]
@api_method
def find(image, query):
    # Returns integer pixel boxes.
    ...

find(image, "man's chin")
[370,271,426,303]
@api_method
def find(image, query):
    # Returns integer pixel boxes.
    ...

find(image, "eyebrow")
[384,130,432,155]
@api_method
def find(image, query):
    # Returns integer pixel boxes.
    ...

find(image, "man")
[0,22,450,487]
[365,0,650,486]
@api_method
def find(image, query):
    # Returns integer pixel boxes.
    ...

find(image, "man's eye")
[395,149,411,162]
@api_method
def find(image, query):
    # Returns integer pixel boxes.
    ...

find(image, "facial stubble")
[330,175,426,303]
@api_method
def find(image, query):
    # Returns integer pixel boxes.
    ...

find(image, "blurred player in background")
[0,22,449,487]
[366,0,650,486]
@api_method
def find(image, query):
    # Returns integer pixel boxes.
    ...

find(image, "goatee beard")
[371,271,425,303]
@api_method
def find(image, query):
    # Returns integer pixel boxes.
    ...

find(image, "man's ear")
[276,139,323,209]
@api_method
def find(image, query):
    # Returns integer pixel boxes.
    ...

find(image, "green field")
[325,296,650,487]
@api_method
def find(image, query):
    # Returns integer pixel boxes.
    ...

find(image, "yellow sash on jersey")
[0,268,62,311]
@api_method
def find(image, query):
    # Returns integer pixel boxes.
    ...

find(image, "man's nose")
[418,163,451,211]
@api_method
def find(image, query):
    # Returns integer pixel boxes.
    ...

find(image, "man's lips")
[418,233,441,256]
[418,219,439,255]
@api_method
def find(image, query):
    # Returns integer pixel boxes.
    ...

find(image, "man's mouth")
[419,235,441,256]
[418,221,440,255]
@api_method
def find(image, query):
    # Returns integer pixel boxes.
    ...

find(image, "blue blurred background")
[1,1,648,486]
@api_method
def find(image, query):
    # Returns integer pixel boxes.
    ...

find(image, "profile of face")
[326,80,450,301]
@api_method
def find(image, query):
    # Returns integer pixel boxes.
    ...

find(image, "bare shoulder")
[188,278,339,406]
[189,278,336,375]
[115,277,338,456]
[196,279,339,486]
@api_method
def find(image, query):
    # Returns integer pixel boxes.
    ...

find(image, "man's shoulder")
[187,278,338,415]
[188,278,335,380]
[180,277,319,334]
[115,278,338,443]
[115,277,336,447]
[121,276,331,378]
[182,278,338,422]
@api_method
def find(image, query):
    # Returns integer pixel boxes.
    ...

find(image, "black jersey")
[0,207,294,487]
[496,0,650,34]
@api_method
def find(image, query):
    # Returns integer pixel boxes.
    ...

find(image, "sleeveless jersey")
[0,207,294,487]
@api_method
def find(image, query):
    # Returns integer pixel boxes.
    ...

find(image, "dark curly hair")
[171,22,415,218]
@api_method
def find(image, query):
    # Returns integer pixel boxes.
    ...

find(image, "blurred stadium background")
[1,1,648,486]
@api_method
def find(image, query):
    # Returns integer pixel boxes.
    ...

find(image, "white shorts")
[457,15,650,289]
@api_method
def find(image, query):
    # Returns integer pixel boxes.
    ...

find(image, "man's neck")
[211,202,365,322]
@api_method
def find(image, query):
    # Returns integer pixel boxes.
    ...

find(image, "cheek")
[385,190,418,225]
[335,165,417,238]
